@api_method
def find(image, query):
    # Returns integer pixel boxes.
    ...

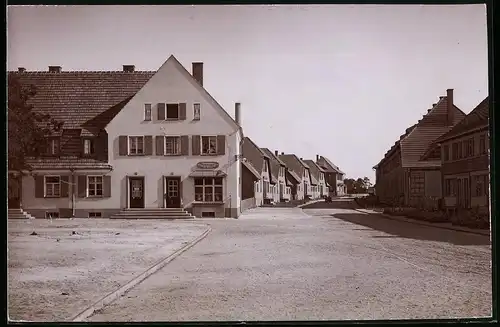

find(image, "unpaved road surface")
[89,204,492,321]
[8,219,209,322]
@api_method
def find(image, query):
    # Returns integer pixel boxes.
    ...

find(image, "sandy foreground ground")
[7,218,209,322]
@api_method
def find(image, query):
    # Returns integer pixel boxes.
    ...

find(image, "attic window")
[144,104,152,121]
[166,104,179,119]
[193,103,201,120]
[46,138,60,156]
[83,138,95,156]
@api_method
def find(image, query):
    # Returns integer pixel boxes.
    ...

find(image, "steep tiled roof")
[279,154,307,178]
[242,137,268,175]
[261,148,285,184]
[9,71,154,129]
[317,156,344,174]
[303,160,322,180]
[241,159,261,180]
[400,97,465,168]
[436,96,489,143]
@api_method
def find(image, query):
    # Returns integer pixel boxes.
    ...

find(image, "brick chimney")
[18,67,26,73]
[48,66,61,73]
[235,102,241,126]
[447,89,454,125]
[192,62,203,86]
[316,154,319,162]
[123,65,135,72]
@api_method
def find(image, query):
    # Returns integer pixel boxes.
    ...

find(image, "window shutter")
[179,103,187,120]
[156,135,165,156]
[192,135,201,155]
[157,103,166,120]
[119,136,128,156]
[77,175,87,198]
[35,175,45,198]
[61,175,70,197]
[103,175,111,197]
[144,136,153,155]
[217,135,226,155]
[181,135,189,155]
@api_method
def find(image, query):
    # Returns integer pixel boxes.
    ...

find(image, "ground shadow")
[331,212,490,246]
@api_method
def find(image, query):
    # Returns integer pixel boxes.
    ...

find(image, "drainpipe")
[70,168,76,217]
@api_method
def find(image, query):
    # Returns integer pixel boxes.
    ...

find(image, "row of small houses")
[7,55,345,220]
[373,89,490,216]
[241,137,346,210]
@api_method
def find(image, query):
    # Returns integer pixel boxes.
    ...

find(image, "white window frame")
[87,175,104,197]
[83,138,94,156]
[194,177,223,202]
[47,138,60,155]
[201,135,217,156]
[165,103,180,120]
[128,135,145,155]
[164,136,181,155]
[144,103,152,121]
[44,175,61,198]
[193,103,201,120]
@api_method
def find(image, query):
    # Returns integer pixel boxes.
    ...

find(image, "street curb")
[354,209,490,236]
[70,226,212,322]
[297,199,324,208]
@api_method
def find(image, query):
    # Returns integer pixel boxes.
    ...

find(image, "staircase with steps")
[8,208,34,219]
[110,208,195,220]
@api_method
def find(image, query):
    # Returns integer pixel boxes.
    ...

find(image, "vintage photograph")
[7,4,491,322]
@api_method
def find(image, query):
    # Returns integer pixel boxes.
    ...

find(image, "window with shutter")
[165,136,181,155]
[166,103,179,119]
[201,136,217,155]
[44,175,61,197]
[128,136,145,155]
[87,176,104,197]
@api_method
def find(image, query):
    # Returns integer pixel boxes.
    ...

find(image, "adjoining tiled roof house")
[279,154,312,201]
[7,55,244,219]
[434,96,489,215]
[261,149,292,203]
[373,89,466,208]
[303,159,328,198]
[316,155,346,196]
[242,137,273,206]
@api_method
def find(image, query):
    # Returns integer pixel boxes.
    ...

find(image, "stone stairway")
[8,208,34,219]
[110,208,195,220]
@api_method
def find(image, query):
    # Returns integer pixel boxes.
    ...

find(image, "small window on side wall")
[193,103,201,120]
[144,104,152,121]
[83,139,95,156]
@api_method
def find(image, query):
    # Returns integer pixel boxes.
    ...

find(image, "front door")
[8,176,21,209]
[164,177,181,208]
[279,182,284,200]
[129,177,145,208]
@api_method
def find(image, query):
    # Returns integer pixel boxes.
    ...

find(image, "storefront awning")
[189,170,227,178]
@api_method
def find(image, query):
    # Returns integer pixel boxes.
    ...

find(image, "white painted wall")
[104,57,241,214]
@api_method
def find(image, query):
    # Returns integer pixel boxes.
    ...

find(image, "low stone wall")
[241,197,256,212]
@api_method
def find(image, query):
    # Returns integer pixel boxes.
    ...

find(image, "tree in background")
[8,74,63,174]
[344,177,372,194]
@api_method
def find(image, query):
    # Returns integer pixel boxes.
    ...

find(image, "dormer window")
[83,138,95,156]
[46,138,60,156]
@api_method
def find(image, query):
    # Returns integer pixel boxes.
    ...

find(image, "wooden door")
[129,177,145,208]
[165,177,181,208]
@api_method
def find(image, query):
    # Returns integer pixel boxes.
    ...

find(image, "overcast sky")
[7,5,488,180]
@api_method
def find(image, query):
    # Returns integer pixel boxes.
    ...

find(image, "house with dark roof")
[279,154,312,201]
[373,89,466,208]
[7,55,244,219]
[304,159,328,198]
[261,149,292,203]
[242,137,273,206]
[435,96,489,214]
[316,155,346,196]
